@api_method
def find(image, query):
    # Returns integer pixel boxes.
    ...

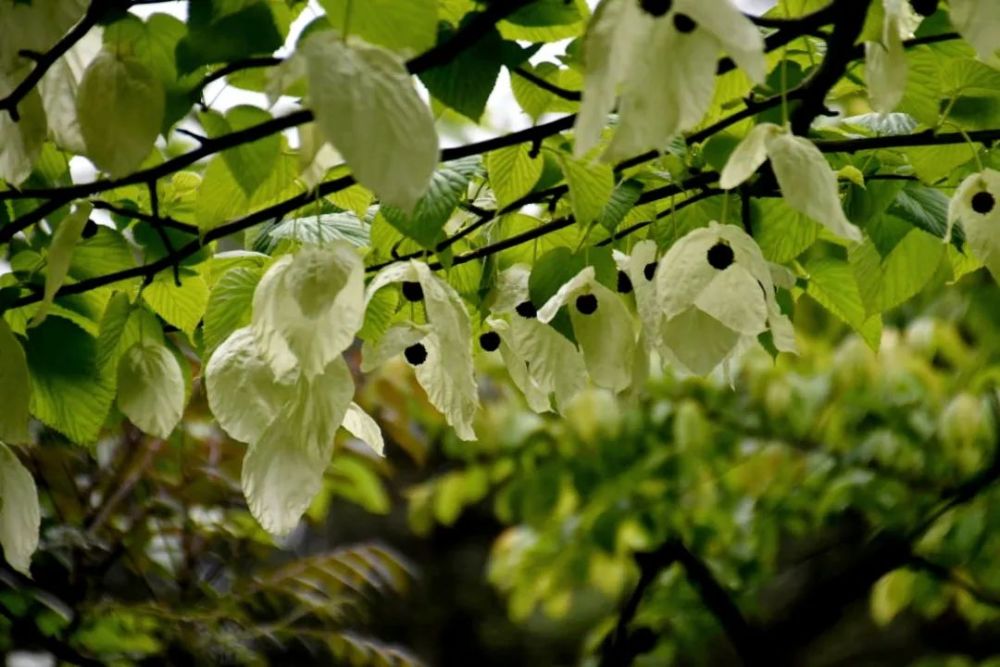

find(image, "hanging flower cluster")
[948,168,1000,280]
[574,0,766,161]
[196,221,800,537]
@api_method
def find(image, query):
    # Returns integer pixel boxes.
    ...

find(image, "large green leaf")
[175,1,284,74]
[805,257,881,349]
[751,199,820,263]
[559,154,614,226]
[418,20,506,121]
[203,266,263,356]
[382,157,480,248]
[25,318,115,445]
[318,0,437,53]
[199,106,281,196]
[486,144,544,208]
[141,271,210,338]
[260,212,371,251]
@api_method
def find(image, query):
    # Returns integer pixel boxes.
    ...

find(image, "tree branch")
[511,67,581,101]
[789,0,872,135]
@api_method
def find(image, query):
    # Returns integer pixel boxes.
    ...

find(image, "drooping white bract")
[614,240,661,353]
[865,0,913,113]
[719,123,863,242]
[486,266,588,413]
[252,243,365,381]
[537,267,639,393]
[950,0,1000,67]
[654,221,796,376]
[575,0,765,161]
[207,245,378,537]
[364,262,478,440]
[947,168,1000,280]
[206,326,383,536]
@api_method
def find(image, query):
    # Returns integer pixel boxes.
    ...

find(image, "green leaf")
[195,149,301,233]
[0,319,31,444]
[329,456,390,514]
[141,271,210,338]
[559,154,614,226]
[32,201,92,327]
[598,179,642,232]
[382,157,479,248]
[418,20,505,121]
[25,318,115,445]
[871,569,915,626]
[500,0,584,42]
[318,0,437,53]
[117,342,186,439]
[486,144,543,208]
[95,292,135,374]
[0,444,40,576]
[199,106,281,196]
[750,199,820,263]
[77,51,165,177]
[261,212,371,251]
[204,266,262,357]
[805,257,881,348]
[175,1,284,74]
[888,185,957,244]
[303,31,439,211]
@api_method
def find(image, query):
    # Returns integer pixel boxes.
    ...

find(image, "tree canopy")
[2,0,1000,663]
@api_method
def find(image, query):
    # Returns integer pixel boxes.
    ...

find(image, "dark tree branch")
[599,540,680,666]
[91,201,198,234]
[511,67,581,101]
[789,0,872,135]
[910,556,1000,609]
[814,128,1000,153]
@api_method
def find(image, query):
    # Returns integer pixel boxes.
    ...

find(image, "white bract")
[947,169,1000,280]
[0,443,40,576]
[537,267,638,393]
[575,0,765,161]
[364,261,479,440]
[950,0,1000,67]
[653,222,796,375]
[865,0,913,113]
[302,31,439,211]
[720,123,862,242]
[252,243,365,381]
[207,246,380,536]
[487,266,587,413]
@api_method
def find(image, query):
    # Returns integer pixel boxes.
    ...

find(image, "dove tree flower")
[206,246,381,536]
[947,168,1000,280]
[574,0,766,161]
[485,266,588,413]
[652,222,797,376]
[537,266,639,393]
[719,122,863,242]
[363,261,479,440]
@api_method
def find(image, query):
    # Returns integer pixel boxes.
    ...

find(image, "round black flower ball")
[639,0,672,17]
[617,270,634,294]
[404,342,427,366]
[707,242,735,270]
[401,281,424,302]
[479,331,501,352]
[673,13,696,33]
[643,262,657,281]
[971,191,996,215]
[575,293,598,315]
[515,301,537,319]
